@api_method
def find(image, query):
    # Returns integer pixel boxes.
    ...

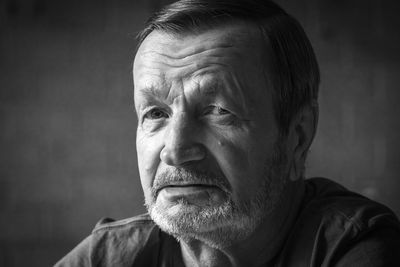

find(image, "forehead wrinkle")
[134,23,267,115]
[139,56,231,88]
[190,63,230,79]
[136,51,230,82]
[139,47,236,72]
[136,22,264,72]
[166,75,221,107]
[145,30,235,56]
[143,45,234,60]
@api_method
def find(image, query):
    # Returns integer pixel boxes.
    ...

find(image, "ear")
[288,104,318,181]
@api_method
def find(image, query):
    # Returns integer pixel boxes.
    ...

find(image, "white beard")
[145,141,288,249]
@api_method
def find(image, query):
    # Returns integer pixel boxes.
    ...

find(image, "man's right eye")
[144,108,168,120]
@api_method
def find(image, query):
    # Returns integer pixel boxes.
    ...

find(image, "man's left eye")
[204,106,231,116]
[202,106,238,126]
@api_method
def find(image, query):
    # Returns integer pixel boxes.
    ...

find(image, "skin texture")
[133,22,316,267]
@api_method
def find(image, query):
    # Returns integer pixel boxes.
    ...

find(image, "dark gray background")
[1,0,399,266]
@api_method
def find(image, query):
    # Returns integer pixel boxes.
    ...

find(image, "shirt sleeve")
[54,235,92,267]
[334,227,400,266]
[53,215,160,267]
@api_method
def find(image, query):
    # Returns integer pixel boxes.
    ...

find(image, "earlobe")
[289,158,305,181]
[290,105,318,181]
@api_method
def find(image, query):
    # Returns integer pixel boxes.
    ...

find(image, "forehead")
[133,22,270,107]
[137,21,264,59]
[134,22,266,75]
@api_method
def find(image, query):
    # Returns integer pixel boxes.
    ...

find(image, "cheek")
[136,132,163,193]
[215,140,248,173]
[210,132,274,200]
[210,137,255,190]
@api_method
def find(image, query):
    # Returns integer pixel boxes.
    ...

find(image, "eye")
[144,108,169,120]
[202,105,238,126]
[204,105,231,116]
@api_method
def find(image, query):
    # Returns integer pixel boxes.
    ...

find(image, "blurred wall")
[0,0,399,266]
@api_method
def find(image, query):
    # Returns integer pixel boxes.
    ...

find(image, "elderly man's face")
[133,23,289,247]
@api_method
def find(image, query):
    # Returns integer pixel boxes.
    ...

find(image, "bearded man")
[56,0,400,266]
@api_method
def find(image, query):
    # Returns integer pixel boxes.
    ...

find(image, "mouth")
[156,183,227,206]
[156,183,221,194]
[161,183,219,188]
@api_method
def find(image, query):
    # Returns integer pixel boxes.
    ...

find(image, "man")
[56,0,400,266]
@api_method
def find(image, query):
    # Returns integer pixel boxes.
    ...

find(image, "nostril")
[160,148,173,165]
[160,146,181,166]
[160,144,206,166]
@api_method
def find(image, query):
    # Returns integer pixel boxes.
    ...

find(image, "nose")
[160,112,206,166]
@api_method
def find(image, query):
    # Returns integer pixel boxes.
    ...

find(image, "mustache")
[151,168,231,196]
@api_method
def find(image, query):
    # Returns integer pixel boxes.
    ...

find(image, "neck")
[179,180,305,267]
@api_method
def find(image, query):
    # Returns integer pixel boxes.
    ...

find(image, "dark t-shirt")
[55,178,400,266]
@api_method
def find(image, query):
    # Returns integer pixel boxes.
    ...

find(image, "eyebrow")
[138,85,164,99]
[195,77,222,97]
[202,83,218,96]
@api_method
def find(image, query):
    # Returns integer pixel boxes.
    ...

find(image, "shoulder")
[91,214,161,266]
[278,178,400,266]
[92,213,156,238]
[303,177,399,231]
[55,214,162,267]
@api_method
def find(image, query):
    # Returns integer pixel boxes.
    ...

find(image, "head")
[133,0,319,248]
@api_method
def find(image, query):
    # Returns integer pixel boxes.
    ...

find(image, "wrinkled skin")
[133,22,312,266]
[134,24,279,215]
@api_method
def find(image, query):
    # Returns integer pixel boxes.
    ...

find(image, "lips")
[152,168,231,201]
[156,183,221,195]
[157,184,227,206]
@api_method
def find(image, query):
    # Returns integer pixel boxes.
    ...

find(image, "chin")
[147,196,264,249]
